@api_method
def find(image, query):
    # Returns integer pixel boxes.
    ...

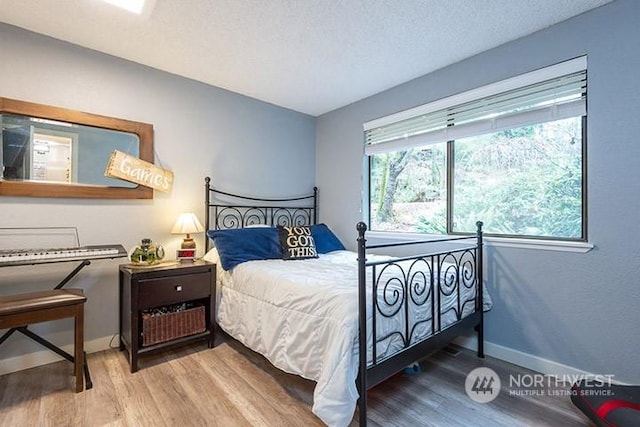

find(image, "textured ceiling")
[0,0,612,116]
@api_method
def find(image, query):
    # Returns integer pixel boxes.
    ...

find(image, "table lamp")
[171,213,204,261]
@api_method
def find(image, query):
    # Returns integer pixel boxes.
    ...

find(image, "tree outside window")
[369,116,584,240]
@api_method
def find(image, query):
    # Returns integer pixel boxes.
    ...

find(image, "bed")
[203,177,491,426]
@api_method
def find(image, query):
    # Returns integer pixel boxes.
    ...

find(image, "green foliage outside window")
[369,117,584,240]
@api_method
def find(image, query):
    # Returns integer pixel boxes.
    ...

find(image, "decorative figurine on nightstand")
[171,213,205,262]
[130,238,165,265]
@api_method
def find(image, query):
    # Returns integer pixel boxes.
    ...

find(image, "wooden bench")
[0,289,87,392]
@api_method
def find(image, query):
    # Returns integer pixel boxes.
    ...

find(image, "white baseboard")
[454,335,593,378]
[0,335,117,376]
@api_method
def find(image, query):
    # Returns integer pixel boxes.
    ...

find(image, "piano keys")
[0,244,128,267]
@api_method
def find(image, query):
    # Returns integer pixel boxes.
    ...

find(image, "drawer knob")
[175,285,182,292]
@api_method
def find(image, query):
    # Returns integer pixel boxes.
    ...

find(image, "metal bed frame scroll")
[204,177,485,426]
[204,177,317,251]
[356,221,484,426]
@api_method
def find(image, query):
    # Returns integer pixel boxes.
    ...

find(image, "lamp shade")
[171,213,204,235]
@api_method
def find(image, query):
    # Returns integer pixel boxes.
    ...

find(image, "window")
[365,57,587,241]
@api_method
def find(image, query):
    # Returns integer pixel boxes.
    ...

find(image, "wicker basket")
[141,305,206,347]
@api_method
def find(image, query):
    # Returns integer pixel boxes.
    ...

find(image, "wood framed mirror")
[0,97,153,199]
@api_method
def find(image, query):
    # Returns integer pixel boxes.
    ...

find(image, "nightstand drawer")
[138,272,211,309]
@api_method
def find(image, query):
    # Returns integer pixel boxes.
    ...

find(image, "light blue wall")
[0,23,315,364]
[317,0,640,383]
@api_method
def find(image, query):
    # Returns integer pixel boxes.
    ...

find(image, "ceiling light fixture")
[100,0,146,14]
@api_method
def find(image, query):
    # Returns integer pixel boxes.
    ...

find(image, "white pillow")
[202,247,221,264]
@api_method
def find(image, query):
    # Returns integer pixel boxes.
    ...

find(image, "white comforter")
[204,249,491,427]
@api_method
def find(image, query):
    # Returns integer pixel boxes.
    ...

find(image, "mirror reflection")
[2,113,139,187]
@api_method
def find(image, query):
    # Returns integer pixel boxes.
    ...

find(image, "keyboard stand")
[1,259,98,390]
[53,260,91,290]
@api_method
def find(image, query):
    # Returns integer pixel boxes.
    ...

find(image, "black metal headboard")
[204,177,318,251]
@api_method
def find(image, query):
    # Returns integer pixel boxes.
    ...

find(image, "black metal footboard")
[356,221,485,426]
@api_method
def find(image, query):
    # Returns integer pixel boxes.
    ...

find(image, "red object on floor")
[571,380,640,427]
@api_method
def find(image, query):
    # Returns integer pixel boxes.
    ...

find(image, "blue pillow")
[206,227,282,270]
[310,223,346,253]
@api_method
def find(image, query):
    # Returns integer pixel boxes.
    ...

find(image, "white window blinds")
[364,56,587,156]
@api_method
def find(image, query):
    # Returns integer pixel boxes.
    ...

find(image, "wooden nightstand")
[118,260,215,372]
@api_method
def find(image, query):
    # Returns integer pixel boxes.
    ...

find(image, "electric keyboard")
[0,244,128,267]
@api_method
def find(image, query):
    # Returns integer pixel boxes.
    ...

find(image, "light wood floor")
[0,336,593,426]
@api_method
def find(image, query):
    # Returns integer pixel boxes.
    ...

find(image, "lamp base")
[181,237,196,249]
[176,249,196,262]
